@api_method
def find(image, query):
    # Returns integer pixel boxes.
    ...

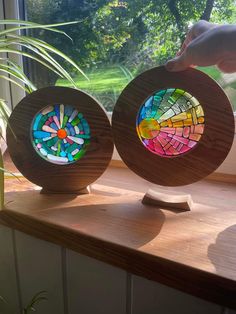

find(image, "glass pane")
[23,0,236,111]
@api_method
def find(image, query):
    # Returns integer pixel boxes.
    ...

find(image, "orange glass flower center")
[57,128,67,139]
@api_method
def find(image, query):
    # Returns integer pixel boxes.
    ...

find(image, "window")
[21,0,236,112]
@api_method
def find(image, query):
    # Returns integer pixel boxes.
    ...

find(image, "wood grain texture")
[110,159,236,184]
[131,275,222,314]
[66,249,127,314]
[6,86,113,192]
[0,225,20,314]
[142,189,193,211]
[15,230,64,314]
[1,166,236,309]
[112,66,235,186]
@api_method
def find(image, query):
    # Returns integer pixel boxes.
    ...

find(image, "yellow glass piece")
[183,118,193,126]
[161,119,173,128]
[138,118,160,139]
[191,108,198,125]
[186,112,192,119]
[196,105,204,117]
[173,121,184,127]
[171,112,187,122]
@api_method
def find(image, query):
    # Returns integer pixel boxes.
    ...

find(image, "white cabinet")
[15,230,64,314]
[0,226,20,314]
[0,227,231,314]
[66,249,127,314]
[131,275,222,314]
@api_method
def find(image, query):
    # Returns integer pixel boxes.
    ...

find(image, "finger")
[165,52,192,72]
[178,37,191,56]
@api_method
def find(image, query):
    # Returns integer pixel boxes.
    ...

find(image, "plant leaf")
[0,19,80,40]
[8,34,89,80]
[0,99,16,140]
[0,48,67,81]
[0,75,31,93]
[23,291,47,314]
[1,58,37,91]
[0,64,34,92]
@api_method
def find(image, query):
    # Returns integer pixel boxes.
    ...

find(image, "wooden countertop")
[1,155,236,309]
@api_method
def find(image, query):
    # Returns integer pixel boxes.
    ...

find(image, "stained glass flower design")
[31,104,90,164]
[136,88,204,157]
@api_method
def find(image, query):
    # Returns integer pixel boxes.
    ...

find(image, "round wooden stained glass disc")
[7,86,113,193]
[112,66,235,186]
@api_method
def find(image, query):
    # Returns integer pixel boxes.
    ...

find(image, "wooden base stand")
[142,189,193,212]
[40,186,90,195]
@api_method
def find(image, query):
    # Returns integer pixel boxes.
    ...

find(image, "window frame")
[3,0,236,177]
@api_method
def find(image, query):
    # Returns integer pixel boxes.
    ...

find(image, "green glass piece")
[73,148,86,160]
[62,115,69,128]
[75,134,90,139]
[38,115,49,130]
[71,117,80,126]
[66,142,78,153]
[57,140,61,156]
[47,137,58,147]
[47,111,56,117]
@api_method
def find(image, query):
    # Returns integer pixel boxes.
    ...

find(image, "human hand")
[165,21,236,73]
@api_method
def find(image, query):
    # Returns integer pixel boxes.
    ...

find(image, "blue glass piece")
[55,104,60,120]
[78,113,83,119]
[144,96,153,107]
[65,127,70,136]
[81,119,90,134]
[33,131,51,139]
[155,89,166,97]
[69,127,75,136]
[68,153,74,162]
[77,123,83,131]
[33,114,42,131]
[65,105,73,116]
[60,151,67,157]
[140,106,146,119]
[50,122,58,130]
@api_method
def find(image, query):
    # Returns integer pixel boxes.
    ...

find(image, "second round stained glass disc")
[112,66,234,186]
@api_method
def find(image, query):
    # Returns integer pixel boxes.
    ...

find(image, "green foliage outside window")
[25,0,236,111]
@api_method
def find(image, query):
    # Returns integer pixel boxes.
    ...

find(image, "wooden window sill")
[1,154,236,309]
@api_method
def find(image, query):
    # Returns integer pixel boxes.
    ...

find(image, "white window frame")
[1,0,25,110]
[3,0,236,176]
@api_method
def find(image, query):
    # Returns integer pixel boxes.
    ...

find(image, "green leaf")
[0,39,80,87]
[0,63,35,92]
[0,75,31,93]
[0,99,16,140]
[23,291,47,314]
[0,48,67,81]
[0,19,80,40]
[0,58,36,91]
[14,42,78,88]
[8,34,89,80]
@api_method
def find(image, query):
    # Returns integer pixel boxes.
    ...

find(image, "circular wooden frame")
[112,66,235,186]
[7,86,114,192]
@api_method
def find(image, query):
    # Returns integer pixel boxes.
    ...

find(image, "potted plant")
[0,19,87,208]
